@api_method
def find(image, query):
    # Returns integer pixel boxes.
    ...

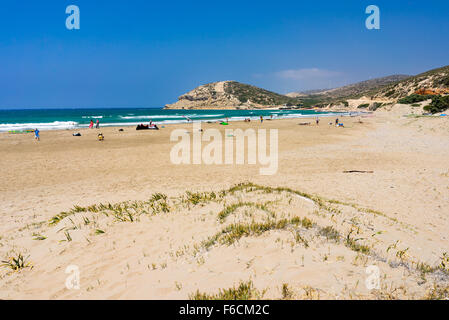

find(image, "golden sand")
[0,107,448,299]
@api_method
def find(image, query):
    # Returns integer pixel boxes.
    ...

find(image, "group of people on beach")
[34,118,100,142]
[89,119,100,129]
[314,116,344,127]
[31,115,348,143]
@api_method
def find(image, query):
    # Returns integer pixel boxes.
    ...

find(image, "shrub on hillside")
[369,102,383,111]
[398,94,433,104]
[433,75,449,87]
[424,95,449,114]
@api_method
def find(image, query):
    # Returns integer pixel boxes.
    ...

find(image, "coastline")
[0,108,365,132]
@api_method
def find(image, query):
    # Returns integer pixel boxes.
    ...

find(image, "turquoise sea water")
[0,108,347,132]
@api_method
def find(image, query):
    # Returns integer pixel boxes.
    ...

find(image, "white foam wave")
[189,114,224,118]
[0,121,79,132]
[119,115,185,119]
[120,114,224,120]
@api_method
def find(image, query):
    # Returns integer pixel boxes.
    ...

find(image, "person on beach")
[316,117,320,126]
[260,115,263,123]
[89,120,94,129]
[96,119,100,129]
[335,118,339,125]
[34,128,40,141]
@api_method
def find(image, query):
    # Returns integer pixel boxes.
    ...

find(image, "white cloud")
[275,68,341,80]
[251,68,345,92]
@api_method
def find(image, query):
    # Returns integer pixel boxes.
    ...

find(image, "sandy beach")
[1,108,448,299]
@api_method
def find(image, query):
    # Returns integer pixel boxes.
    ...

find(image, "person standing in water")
[96,119,100,129]
[34,128,40,141]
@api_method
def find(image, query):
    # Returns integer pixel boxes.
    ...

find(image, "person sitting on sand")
[34,128,40,141]
[98,133,104,141]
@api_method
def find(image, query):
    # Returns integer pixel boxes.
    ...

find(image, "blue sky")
[0,0,448,108]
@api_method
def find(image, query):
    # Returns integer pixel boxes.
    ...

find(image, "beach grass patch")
[189,280,264,300]
[1,253,32,271]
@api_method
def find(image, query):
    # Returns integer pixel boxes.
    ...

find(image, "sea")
[0,107,349,132]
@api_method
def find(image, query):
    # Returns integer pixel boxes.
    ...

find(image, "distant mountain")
[165,81,302,109]
[287,75,411,100]
[288,66,449,107]
[165,66,449,110]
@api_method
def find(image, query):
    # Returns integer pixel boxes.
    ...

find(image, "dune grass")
[1,253,32,271]
[189,280,264,300]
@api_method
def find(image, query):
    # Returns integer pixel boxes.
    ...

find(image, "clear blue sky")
[0,0,448,108]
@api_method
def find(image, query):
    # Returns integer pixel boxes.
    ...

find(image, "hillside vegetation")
[165,81,302,109]
[372,65,449,100]
[164,65,449,110]
[288,75,410,105]
[224,81,300,106]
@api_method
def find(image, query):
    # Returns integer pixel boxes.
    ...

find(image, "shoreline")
[0,110,369,133]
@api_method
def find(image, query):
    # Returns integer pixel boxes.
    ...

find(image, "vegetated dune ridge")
[0,110,448,299]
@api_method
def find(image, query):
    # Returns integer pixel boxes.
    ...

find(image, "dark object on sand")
[119,128,124,132]
[136,124,159,130]
[343,170,374,174]
[72,133,81,136]
[298,122,311,126]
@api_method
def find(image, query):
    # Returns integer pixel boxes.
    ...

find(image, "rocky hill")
[287,75,410,100]
[164,65,449,110]
[372,65,449,100]
[297,65,449,109]
[164,81,302,109]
